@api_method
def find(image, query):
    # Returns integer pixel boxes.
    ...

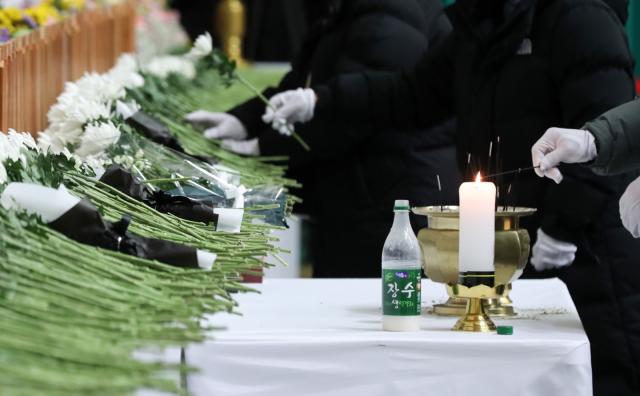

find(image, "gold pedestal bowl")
[412,206,535,331]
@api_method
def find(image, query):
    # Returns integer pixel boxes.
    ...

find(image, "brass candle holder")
[448,284,505,332]
[412,206,535,332]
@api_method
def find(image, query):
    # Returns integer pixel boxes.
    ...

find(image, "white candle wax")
[458,175,496,273]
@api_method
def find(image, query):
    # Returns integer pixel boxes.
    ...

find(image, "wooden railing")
[0,1,135,135]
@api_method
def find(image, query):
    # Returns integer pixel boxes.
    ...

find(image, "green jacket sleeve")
[585,98,640,176]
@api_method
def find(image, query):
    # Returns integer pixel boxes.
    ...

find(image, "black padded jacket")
[313,0,640,394]
[229,0,460,278]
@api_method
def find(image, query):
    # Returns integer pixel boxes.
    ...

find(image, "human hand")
[531,127,597,183]
[262,88,316,135]
[185,111,248,140]
[220,138,259,156]
[530,228,578,271]
[620,175,640,238]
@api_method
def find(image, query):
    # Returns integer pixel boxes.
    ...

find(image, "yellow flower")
[0,12,15,33]
[3,8,23,23]
[0,11,15,34]
[25,5,60,27]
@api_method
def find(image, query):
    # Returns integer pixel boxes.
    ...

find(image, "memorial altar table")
[184,278,592,396]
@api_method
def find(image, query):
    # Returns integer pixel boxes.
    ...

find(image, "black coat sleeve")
[586,98,640,176]
[313,33,456,132]
[260,4,454,168]
[540,3,636,242]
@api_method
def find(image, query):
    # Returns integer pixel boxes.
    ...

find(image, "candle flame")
[475,172,482,183]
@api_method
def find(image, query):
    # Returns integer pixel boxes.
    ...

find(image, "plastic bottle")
[382,199,423,331]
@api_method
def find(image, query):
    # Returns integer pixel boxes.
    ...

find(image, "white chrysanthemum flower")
[49,94,111,125]
[7,130,37,151]
[186,33,213,60]
[0,130,33,173]
[42,123,82,149]
[145,55,196,80]
[0,131,23,163]
[75,121,121,158]
[76,73,125,102]
[0,161,6,185]
[109,54,145,89]
[46,95,112,149]
[37,132,56,153]
[37,130,68,155]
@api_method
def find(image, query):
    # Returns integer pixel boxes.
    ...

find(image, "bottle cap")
[496,326,513,335]
[394,199,410,211]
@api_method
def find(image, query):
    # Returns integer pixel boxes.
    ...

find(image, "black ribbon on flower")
[146,189,219,224]
[127,111,185,152]
[48,199,200,268]
[99,165,219,226]
[111,214,132,251]
[126,111,218,164]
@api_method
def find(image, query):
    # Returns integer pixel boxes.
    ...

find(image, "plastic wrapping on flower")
[108,132,235,200]
[99,165,219,226]
[244,185,289,227]
[107,132,290,226]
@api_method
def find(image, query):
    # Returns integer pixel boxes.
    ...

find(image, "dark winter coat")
[229,0,460,278]
[313,0,640,394]
[587,98,640,175]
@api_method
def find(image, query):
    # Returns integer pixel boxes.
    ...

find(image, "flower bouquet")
[39,52,295,228]
[0,130,258,394]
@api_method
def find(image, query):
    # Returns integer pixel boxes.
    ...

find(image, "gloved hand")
[531,127,597,183]
[220,138,259,156]
[184,111,248,140]
[262,88,316,135]
[620,175,640,238]
[530,228,578,271]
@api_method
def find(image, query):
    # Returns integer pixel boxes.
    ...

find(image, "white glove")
[185,111,248,140]
[220,138,259,156]
[620,175,640,238]
[262,88,316,135]
[531,127,597,184]
[530,228,578,271]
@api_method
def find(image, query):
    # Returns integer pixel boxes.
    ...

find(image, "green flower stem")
[235,73,311,151]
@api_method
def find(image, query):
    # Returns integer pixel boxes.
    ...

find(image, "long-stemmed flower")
[145,55,196,80]
[189,33,310,151]
[186,32,213,61]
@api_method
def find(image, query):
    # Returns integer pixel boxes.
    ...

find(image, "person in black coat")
[263,0,640,394]
[186,0,460,278]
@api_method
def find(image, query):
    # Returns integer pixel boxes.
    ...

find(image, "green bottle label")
[382,269,421,316]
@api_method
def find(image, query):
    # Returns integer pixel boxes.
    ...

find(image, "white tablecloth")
[185,279,591,396]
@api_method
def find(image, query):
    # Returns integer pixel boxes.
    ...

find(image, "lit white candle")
[459,173,496,274]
